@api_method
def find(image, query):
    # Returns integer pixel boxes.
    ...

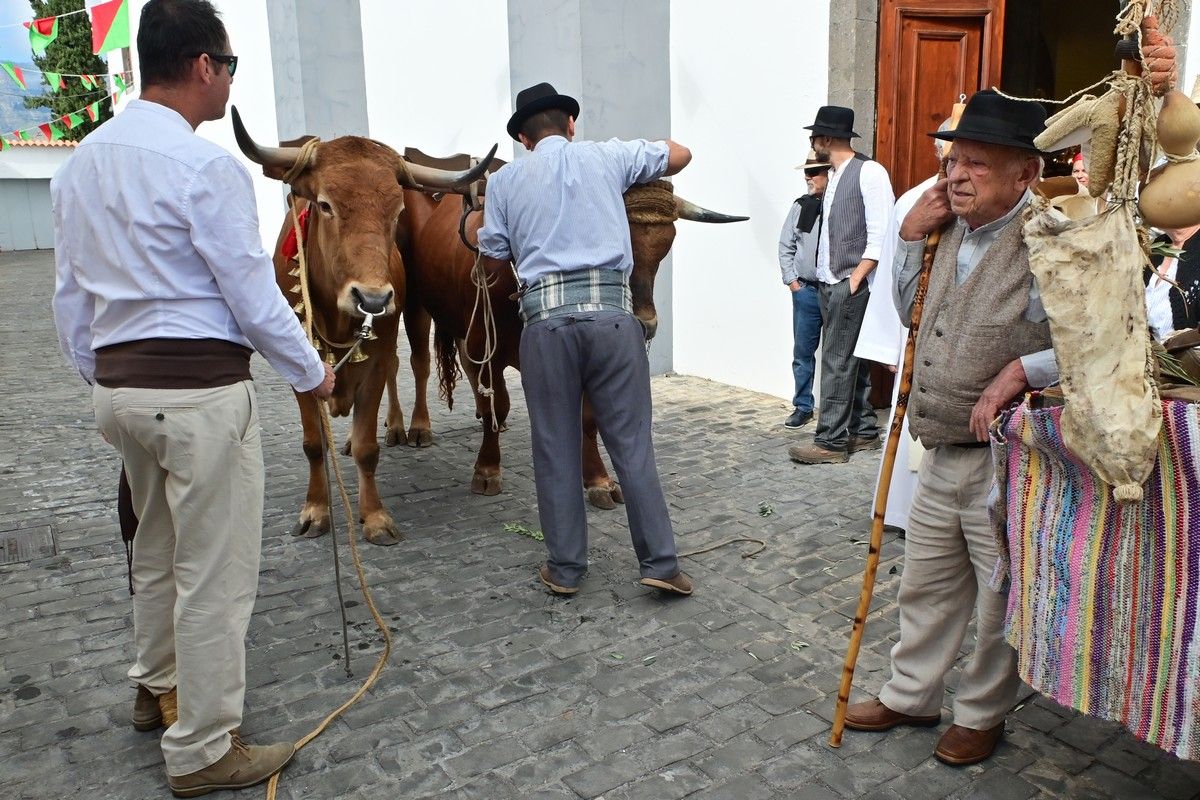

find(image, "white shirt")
[1147,259,1178,341]
[853,174,935,367]
[52,100,324,391]
[815,157,894,283]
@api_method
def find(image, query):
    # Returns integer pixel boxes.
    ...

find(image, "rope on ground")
[678,537,766,559]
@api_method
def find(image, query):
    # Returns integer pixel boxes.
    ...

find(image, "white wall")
[669,1,830,400]
[360,0,514,163]
[0,146,72,180]
[126,0,288,250]
[1186,7,1200,97]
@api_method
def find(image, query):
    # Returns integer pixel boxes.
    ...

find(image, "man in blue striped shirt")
[478,82,693,597]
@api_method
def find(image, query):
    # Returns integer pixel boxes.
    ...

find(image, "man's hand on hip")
[899,178,954,242]
[789,280,802,292]
[969,358,1027,441]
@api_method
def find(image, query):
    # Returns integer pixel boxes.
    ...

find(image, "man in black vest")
[789,106,895,464]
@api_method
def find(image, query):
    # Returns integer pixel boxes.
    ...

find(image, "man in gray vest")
[789,106,894,464]
[842,90,1055,766]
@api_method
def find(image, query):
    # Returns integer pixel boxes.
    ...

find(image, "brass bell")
[349,347,369,363]
[324,350,337,365]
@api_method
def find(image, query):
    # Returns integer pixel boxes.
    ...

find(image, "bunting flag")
[43,71,65,90]
[37,122,64,141]
[2,62,26,90]
[86,100,100,122]
[0,138,8,151]
[24,17,58,55]
[65,112,84,128]
[78,73,97,90]
[90,0,130,54]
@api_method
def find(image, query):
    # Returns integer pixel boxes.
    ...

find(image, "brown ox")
[395,165,745,507]
[231,109,494,544]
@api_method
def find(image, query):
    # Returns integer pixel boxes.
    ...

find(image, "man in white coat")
[852,127,950,534]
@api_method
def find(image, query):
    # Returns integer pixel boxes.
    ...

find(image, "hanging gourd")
[1138,89,1200,228]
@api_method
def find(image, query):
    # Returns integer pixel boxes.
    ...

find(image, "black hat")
[804,106,859,139]
[506,82,580,141]
[930,89,1046,152]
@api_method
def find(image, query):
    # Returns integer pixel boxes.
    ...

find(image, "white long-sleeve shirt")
[815,157,894,283]
[52,99,324,391]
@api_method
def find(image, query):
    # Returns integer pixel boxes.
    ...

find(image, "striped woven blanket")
[993,397,1200,761]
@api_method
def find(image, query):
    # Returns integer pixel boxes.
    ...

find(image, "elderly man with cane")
[841,90,1057,765]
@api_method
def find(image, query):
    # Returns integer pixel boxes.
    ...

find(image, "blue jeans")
[791,283,821,412]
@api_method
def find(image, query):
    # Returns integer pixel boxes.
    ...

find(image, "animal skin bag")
[1022,199,1161,502]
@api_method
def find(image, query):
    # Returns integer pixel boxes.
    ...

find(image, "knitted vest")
[909,214,1053,448]
[825,153,868,280]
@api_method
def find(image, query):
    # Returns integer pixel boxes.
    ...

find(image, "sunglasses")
[804,167,830,178]
[189,52,238,77]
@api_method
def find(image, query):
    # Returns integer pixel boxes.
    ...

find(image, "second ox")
[232,109,494,545]
[395,154,746,507]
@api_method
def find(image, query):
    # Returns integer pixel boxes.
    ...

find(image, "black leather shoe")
[784,409,814,429]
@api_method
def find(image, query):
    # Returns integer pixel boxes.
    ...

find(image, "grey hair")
[934,118,953,159]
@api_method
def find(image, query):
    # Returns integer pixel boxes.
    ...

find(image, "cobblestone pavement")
[2,248,1199,800]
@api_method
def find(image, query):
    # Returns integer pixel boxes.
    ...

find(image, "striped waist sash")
[518,268,632,325]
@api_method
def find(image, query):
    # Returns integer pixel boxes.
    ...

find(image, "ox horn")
[401,143,499,191]
[231,106,307,179]
[674,196,749,223]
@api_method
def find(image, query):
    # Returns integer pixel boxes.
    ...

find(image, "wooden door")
[876,0,1005,196]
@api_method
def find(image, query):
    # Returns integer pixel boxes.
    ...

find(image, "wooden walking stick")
[829,100,965,747]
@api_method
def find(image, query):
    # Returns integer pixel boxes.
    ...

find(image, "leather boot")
[167,733,295,798]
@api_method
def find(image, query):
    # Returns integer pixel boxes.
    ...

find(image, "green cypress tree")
[24,0,115,140]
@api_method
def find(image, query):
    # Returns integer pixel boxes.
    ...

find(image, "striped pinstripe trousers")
[814,278,879,451]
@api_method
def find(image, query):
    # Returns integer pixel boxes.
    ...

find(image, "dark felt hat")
[930,89,1046,152]
[804,106,859,139]
[506,82,580,141]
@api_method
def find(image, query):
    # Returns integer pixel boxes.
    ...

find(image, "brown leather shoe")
[788,442,849,464]
[934,722,1005,765]
[848,435,882,453]
[168,733,295,797]
[843,698,941,732]
[132,685,163,732]
[538,564,578,595]
[640,572,693,596]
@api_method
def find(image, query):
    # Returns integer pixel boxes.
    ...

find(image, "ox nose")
[350,286,394,316]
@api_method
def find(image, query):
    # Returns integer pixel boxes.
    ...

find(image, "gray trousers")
[520,310,679,586]
[815,278,879,451]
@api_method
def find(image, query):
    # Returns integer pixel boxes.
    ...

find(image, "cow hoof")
[363,516,403,546]
[471,472,503,496]
[341,439,353,457]
[586,483,624,510]
[384,427,402,447]
[292,513,331,538]
[407,428,433,448]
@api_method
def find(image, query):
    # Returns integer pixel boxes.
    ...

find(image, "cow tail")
[434,324,461,410]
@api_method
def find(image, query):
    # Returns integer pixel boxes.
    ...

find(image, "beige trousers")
[877,445,1018,730]
[94,381,264,776]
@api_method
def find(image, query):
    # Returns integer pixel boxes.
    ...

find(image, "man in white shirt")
[51,1,333,795]
[789,106,895,465]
